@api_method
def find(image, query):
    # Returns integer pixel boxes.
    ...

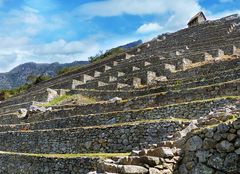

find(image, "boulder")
[191,163,214,174]
[119,156,142,165]
[178,164,188,174]
[216,140,234,152]
[149,168,161,174]
[196,150,209,163]
[235,147,240,154]
[207,154,224,170]
[119,165,148,174]
[147,147,174,158]
[234,138,240,147]
[102,163,119,173]
[109,97,122,103]
[185,136,203,151]
[29,105,52,113]
[140,156,160,167]
[233,119,240,129]
[17,108,28,118]
[46,88,58,102]
[175,121,198,139]
[203,138,216,149]
[217,123,230,133]
[223,153,238,172]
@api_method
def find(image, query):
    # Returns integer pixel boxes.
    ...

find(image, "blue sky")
[0,0,239,72]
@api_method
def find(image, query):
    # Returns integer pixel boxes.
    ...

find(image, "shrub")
[0,75,51,101]
[57,65,83,75]
[88,47,124,63]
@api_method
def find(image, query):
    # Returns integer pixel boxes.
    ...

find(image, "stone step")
[77,81,108,89]
[101,116,240,174]
[100,65,239,91]
[80,79,240,106]
[95,57,240,90]
[169,57,240,80]
[138,66,240,93]
[151,26,238,51]
[148,36,240,57]
[9,19,240,98]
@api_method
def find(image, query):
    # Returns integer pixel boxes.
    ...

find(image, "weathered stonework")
[0,13,239,174]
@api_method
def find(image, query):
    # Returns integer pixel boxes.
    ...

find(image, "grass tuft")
[0,151,129,159]
[40,94,97,107]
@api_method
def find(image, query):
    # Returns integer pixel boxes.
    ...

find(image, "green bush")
[27,75,51,85]
[88,47,124,63]
[57,65,83,75]
[0,83,31,100]
[0,75,51,100]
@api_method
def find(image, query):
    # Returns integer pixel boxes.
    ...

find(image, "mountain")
[0,40,141,90]
[119,40,143,50]
[0,61,88,89]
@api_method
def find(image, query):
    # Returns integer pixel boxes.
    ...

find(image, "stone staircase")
[97,106,240,174]
[0,14,239,173]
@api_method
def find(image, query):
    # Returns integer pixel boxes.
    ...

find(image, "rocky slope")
[0,61,88,89]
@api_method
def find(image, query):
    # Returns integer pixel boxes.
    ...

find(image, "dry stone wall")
[0,155,99,174]
[98,108,240,174]
[0,122,185,154]
[179,119,240,173]
[0,97,236,126]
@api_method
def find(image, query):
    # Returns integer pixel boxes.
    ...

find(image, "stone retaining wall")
[70,80,239,110]
[178,119,240,173]
[0,122,186,154]
[1,97,236,127]
[170,58,240,80]
[0,154,98,174]
[0,102,35,115]
[0,89,57,108]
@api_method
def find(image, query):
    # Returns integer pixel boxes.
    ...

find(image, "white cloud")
[33,39,94,55]
[3,8,42,25]
[76,0,201,19]
[76,0,202,33]
[0,38,100,72]
[137,23,162,34]
[0,6,66,38]
[76,0,165,18]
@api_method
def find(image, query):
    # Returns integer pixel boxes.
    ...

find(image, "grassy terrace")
[193,114,240,134]
[0,95,236,122]
[0,118,191,133]
[39,94,97,107]
[0,151,130,159]
[64,79,240,106]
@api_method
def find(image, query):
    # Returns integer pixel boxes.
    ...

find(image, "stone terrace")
[0,14,239,173]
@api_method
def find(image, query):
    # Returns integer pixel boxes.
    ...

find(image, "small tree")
[88,48,124,63]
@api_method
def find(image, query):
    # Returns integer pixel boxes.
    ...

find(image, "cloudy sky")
[0,0,239,72]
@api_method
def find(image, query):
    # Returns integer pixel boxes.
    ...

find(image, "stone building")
[188,11,207,27]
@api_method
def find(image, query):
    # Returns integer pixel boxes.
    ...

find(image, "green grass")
[40,95,72,107]
[0,151,129,159]
[193,114,239,133]
[39,94,97,107]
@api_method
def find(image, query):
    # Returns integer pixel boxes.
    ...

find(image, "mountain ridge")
[0,61,89,89]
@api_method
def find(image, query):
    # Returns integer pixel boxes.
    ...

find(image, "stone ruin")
[0,13,239,173]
